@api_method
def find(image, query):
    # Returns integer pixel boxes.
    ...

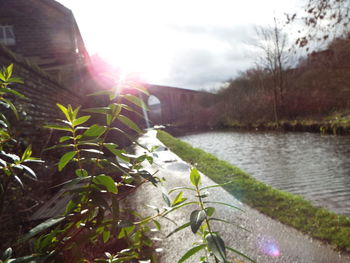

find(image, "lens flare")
[257,235,281,257]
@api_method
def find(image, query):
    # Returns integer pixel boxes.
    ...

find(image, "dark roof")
[38,0,73,16]
[37,0,91,63]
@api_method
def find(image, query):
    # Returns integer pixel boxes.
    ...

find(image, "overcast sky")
[57,0,303,90]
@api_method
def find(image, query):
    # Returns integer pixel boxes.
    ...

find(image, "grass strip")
[223,118,350,135]
[157,130,350,252]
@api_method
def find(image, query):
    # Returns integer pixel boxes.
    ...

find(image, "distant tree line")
[215,26,350,126]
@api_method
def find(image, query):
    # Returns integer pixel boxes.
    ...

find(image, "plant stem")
[196,185,219,263]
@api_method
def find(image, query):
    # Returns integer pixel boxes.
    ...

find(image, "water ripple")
[180,131,350,217]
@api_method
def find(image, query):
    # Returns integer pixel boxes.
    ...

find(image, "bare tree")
[254,18,289,124]
[288,0,350,48]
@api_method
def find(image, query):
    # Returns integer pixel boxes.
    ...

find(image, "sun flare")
[58,0,302,88]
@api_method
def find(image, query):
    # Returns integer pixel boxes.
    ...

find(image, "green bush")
[0,65,251,263]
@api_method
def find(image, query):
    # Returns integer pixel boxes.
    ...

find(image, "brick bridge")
[126,84,215,127]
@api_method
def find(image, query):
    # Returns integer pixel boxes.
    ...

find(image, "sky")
[57,0,303,91]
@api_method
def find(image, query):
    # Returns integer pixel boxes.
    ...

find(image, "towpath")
[130,130,350,263]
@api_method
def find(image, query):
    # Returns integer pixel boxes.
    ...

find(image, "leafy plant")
[1,66,250,262]
[7,89,161,262]
[165,168,254,263]
[0,65,40,217]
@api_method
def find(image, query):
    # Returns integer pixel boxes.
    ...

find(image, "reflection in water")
[180,131,350,216]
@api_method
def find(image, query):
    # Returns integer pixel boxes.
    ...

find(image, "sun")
[57,0,174,85]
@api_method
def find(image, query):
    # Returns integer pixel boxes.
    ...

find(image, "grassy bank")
[157,130,350,252]
[222,113,350,135]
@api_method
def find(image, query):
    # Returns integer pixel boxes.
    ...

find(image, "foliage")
[11,97,161,262]
[217,31,350,127]
[0,64,40,217]
[288,0,350,48]
[157,130,350,252]
[0,65,250,262]
[166,168,255,263]
[215,1,350,128]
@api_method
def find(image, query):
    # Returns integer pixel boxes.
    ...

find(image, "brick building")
[0,0,92,93]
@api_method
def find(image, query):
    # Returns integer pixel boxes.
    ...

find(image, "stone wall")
[0,44,83,152]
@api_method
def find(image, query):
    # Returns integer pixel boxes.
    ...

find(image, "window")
[0,25,15,46]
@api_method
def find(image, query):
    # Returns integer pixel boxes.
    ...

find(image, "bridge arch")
[126,84,216,127]
[147,95,162,125]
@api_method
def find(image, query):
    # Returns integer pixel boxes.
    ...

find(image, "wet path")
[130,130,350,263]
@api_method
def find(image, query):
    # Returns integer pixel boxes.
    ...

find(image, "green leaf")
[103,230,111,243]
[153,220,161,231]
[106,113,113,125]
[203,201,244,212]
[109,103,122,117]
[123,94,148,109]
[2,247,12,260]
[103,142,119,153]
[84,107,111,114]
[14,175,24,188]
[58,151,77,171]
[166,222,191,238]
[190,210,206,234]
[205,207,215,217]
[21,165,37,180]
[83,124,107,137]
[59,136,72,143]
[0,68,4,81]
[56,103,71,122]
[0,87,24,98]
[117,225,135,239]
[1,98,18,119]
[134,85,150,96]
[44,124,72,132]
[0,151,20,162]
[72,106,81,119]
[93,175,118,193]
[0,130,10,140]
[172,191,186,206]
[146,155,153,164]
[117,115,143,134]
[7,77,24,84]
[139,170,159,186]
[6,64,13,77]
[206,233,226,262]
[19,217,65,243]
[104,144,130,162]
[81,149,104,155]
[178,244,206,263]
[75,169,88,178]
[190,168,201,187]
[72,115,90,127]
[162,192,171,207]
[21,145,32,161]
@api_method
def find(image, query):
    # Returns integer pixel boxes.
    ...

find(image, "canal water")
[179,131,350,217]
